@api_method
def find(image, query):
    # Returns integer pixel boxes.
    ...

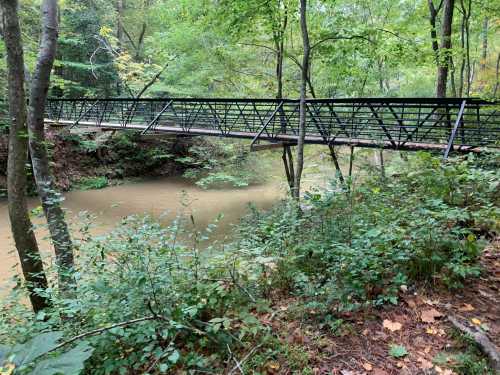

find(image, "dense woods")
[0,0,498,100]
[0,0,499,374]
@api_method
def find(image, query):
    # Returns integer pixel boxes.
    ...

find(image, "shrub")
[177,139,266,189]
[75,176,109,190]
[0,214,268,374]
[236,152,498,310]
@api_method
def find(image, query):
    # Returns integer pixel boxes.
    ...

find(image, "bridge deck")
[45,98,500,153]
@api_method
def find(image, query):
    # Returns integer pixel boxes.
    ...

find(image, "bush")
[1,152,497,373]
[235,152,498,310]
[0,214,268,374]
[177,139,266,189]
[75,176,109,190]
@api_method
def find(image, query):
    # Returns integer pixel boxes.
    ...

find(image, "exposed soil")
[257,241,499,374]
[0,127,193,195]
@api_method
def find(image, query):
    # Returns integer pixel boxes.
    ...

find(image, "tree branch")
[310,34,374,51]
[135,61,169,99]
[238,42,278,54]
[49,316,159,353]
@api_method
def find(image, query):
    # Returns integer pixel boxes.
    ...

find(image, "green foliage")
[178,140,266,189]
[0,213,269,374]
[75,176,109,191]
[236,152,498,312]
[0,152,497,373]
[0,331,93,375]
[388,344,408,358]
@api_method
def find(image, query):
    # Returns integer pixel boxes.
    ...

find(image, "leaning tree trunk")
[1,0,50,312]
[27,0,74,288]
[293,0,310,200]
[436,0,455,98]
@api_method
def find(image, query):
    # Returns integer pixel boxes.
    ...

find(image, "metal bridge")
[45,97,499,156]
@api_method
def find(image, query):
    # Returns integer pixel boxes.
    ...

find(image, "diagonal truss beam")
[44,97,499,152]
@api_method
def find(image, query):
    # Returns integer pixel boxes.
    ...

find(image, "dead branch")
[49,316,158,353]
[135,61,169,99]
[448,315,500,372]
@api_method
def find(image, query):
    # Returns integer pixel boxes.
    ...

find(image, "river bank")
[0,128,193,196]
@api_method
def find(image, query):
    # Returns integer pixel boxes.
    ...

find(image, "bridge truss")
[45,97,499,156]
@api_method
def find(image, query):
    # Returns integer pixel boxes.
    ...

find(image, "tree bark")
[27,0,74,288]
[457,0,471,97]
[428,0,442,63]
[1,0,50,312]
[494,52,500,97]
[116,0,125,48]
[293,0,310,200]
[436,0,455,98]
[480,17,488,71]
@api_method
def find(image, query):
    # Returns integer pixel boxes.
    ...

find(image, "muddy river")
[0,146,346,296]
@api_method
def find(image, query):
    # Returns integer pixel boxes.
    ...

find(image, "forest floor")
[258,240,499,375]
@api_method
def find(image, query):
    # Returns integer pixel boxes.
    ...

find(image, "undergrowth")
[0,151,498,374]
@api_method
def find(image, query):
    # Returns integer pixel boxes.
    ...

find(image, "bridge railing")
[45,98,500,149]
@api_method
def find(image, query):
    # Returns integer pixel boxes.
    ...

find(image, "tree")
[1,0,50,312]
[293,0,310,200]
[28,0,75,288]
[436,0,455,97]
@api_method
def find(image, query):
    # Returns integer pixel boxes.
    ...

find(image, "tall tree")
[428,0,443,63]
[28,0,75,288]
[293,0,310,200]
[436,0,455,97]
[1,0,50,312]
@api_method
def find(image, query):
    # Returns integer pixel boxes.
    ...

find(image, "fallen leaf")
[458,303,475,312]
[424,299,439,306]
[424,346,431,354]
[373,369,389,375]
[363,363,373,371]
[405,298,416,309]
[383,319,402,332]
[266,361,280,371]
[426,326,438,335]
[421,308,442,323]
[417,357,434,369]
[471,318,482,326]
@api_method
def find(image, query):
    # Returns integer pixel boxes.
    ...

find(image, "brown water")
[0,145,355,296]
[0,176,290,295]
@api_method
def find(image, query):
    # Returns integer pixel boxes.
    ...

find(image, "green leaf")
[167,350,180,364]
[11,331,63,366]
[159,363,169,372]
[0,344,8,363]
[389,344,408,358]
[31,342,94,375]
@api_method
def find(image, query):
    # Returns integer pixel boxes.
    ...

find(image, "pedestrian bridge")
[45,97,499,156]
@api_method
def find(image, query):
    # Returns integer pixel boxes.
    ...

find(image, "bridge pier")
[282,144,295,191]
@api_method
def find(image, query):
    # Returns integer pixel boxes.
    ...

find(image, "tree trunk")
[480,17,488,71]
[463,0,471,96]
[27,0,74,288]
[494,52,500,97]
[116,0,125,48]
[1,0,50,312]
[428,0,441,63]
[436,0,455,98]
[293,0,310,200]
